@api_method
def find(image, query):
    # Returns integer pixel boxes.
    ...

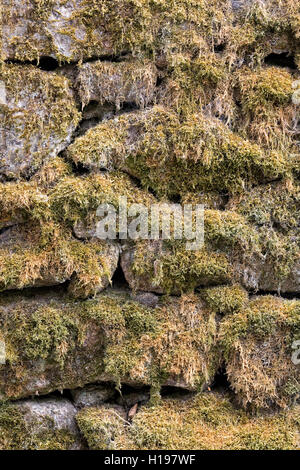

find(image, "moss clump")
[128,240,232,294]
[126,208,260,294]
[129,394,300,450]
[200,285,248,316]
[0,64,80,178]
[0,291,219,398]
[50,171,156,227]
[103,294,220,393]
[0,403,76,450]
[0,222,118,298]
[76,406,128,450]
[76,394,300,450]
[68,107,287,198]
[3,0,231,62]
[228,180,300,286]
[236,66,296,151]
[219,296,300,409]
[158,51,231,117]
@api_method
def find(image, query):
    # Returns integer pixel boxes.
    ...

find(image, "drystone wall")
[0,0,299,450]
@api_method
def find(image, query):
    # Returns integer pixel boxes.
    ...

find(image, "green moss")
[0,222,116,298]
[200,285,248,316]
[79,394,300,450]
[0,64,80,178]
[0,403,76,450]
[238,67,293,113]
[228,180,300,283]
[127,208,260,294]
[68,107,287,198]
[50,171,155,227]
[219,296,300,409]
[129,394,299,449]
[76,406,128,450]
[77,59,157,109]
[0,292,220,398]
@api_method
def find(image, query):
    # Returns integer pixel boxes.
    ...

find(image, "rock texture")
[0,65,80,179]
[0,397,84,449]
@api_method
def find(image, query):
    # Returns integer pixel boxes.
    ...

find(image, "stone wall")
[0,0,299,449]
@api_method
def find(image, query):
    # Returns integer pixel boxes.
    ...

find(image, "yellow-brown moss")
[76,394,300,450]
[68,107,287,198]
[219,296,300,409]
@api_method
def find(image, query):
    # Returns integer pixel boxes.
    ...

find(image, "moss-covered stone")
[76,393,300,450]
[219,295,300,409]
[76,59,157,109]
[67,107,287,198]
[0,64,80,179]
[0,290,220,399]
[227,180,300,292]
[0,398,82,450]
[0,222,119,298]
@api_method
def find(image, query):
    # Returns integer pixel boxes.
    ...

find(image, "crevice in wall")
[4,52,132,71]
[249,289,300,300]
[264,52,297,69]
[111,259,130,290]
[211,365,231,392]
[5,56,60,71]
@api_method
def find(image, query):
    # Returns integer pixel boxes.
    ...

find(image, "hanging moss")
[219,296,300,410]
[67,106,287,198]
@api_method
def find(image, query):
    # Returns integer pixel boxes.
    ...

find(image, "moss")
[50,171,156,227]
[3,0,232,62]
[228,180,300,284]
[102,294,220,392]
[200,285,248,316]
[0,222,117,298]
[129,394,299,450]
[76,406,128,450]
[129,240,232,294]
[127,208,260,294]
[68,107,287,198]
[0,291,220,398]
[77,394,300,450]
[219,296,300,409]
[77,60,157,109]
[0,403,76,450]
[158,52,230,116]
[235,66,296,151]
[0,64,80,178]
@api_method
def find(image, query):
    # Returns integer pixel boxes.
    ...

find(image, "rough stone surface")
[0,290,220,399]
[0,397,84,449]
[18,398,84,449]
[0,225,120,294]
[0,0,299,451]
[71,384,116,408]
[0,64,80,179]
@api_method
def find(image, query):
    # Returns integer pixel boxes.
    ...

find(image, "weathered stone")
[131,292,159,308]
[1,0,154,62]
[0,64,80,179]
[66,107,287,196]
[0,290,220,399]
[71,383,116,408]
[0,224,120,296]
[0,397,84,450]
